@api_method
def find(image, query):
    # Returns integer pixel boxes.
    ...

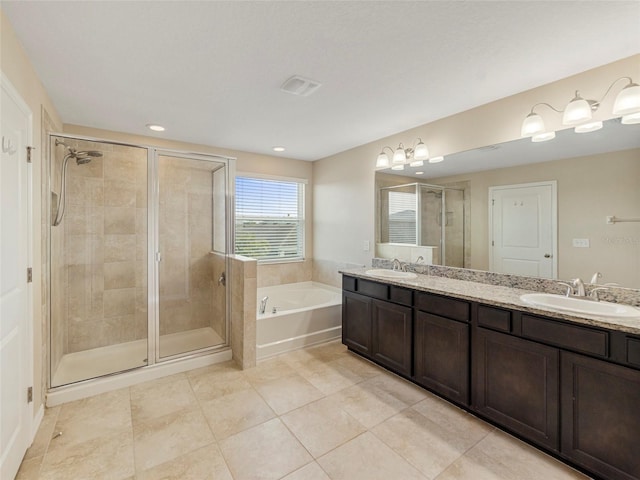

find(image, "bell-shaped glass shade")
[622,111,640,124]
[428,156,444,164]
[532,131,556,142]
[521,113,545,137]
[562,94,592,125]
[392,146,407,165]
[409,160,424,167]
[574,121,603,133]
[613,83,640,115]
[376,152,390,168]
[413,140,429,160]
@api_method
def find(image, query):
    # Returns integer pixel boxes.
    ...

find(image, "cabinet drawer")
[627,337,640,368]
[357,278,389,300]
[342,276,357,293]
[477,305,512,333]
[521,315,608,357]
[390,286,413,306]
[415,292,470,322]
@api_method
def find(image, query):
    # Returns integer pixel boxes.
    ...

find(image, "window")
[388,191,417,244]
[235,176,305,262]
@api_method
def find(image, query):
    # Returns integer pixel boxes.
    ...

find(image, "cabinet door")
[561,352,640,480]
[414,312,469,405]
[371,299,412,376]
[473,328,559,450]
[342,291,372,356]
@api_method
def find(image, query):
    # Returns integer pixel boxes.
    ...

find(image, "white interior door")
[489,181,557,279]
[0,74,33,479]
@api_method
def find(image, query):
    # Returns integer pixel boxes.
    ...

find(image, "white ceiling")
[3,1,640,161]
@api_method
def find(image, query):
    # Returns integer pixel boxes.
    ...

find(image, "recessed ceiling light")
[415,171,424,175]
[146,124,165,132]
[428,156,444,163]
[273,146,285,152]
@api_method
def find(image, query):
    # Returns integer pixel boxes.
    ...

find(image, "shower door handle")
[218,272,226,286]
[155,252,162,262]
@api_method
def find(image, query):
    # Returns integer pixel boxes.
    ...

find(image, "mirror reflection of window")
[387,190,417,244]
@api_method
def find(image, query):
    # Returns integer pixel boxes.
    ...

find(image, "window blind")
[235,177,305,262]
[388,191,417,244]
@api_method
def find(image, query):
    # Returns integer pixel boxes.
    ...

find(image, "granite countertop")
[340,268,640,335]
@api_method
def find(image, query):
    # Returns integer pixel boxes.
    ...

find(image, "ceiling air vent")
[280,75,322,97]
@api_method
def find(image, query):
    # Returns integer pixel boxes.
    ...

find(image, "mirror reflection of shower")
[52,138,103,226]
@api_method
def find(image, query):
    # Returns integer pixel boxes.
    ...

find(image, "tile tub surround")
[17,341,586,480]
[344,266,640,335]
[371,258,640,307]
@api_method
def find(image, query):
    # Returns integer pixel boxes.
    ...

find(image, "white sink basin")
[366,269,417,280]
[520,293,640,318]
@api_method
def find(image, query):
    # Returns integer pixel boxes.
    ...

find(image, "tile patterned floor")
[17,341,589,480]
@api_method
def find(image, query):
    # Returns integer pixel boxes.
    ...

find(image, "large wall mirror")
[375,119,640,289]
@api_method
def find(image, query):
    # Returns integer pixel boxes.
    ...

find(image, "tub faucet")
[259,296,269,315]
[415,256,424,264]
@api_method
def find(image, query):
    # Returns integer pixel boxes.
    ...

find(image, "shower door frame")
[148,148,235,364]
[46,133,235,389]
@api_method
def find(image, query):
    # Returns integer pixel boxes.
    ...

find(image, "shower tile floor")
[19,340,589,480]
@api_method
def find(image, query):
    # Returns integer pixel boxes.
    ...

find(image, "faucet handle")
[590,272,602,284]
[557,282,574,297]
[589,287,609,301]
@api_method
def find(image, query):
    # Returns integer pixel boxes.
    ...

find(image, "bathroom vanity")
[341,269,640,480]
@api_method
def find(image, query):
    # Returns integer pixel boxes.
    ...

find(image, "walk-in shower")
[48,134,233,388]
[377,182,466,267]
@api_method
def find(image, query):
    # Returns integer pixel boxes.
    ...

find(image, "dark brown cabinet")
[414,311,469,405]
[342,291,372,356]
[342,274,640,480]
[372,299,412,376]
[473,327,559,450]
[561,352,640,480]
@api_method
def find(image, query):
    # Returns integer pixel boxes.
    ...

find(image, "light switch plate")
[363,240,370,252]
[572,238,590,248]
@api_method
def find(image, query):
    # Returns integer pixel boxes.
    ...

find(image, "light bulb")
[392,145,407,165]
[532,131,556,142]
[409,160,424,167]
[613,83,640,115]
[622,111,640,124]
[428,156,444,163]
[574,121,602,133]
[391,164,405,171]
[562,92,593,125]
[413,140,429,160]
[376,152,390,168]
[521,113,545,137]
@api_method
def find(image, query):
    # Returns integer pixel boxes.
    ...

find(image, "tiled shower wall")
[51,140,149,355]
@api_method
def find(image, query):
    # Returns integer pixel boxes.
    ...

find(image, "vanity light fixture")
[376,138,430,170]
[521,77,640,142]
[146,124,165,132]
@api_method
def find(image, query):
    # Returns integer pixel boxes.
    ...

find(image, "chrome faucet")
[589,287,609,302]
[590,272,602,284]
[392,258,402,271]
[572,278,586,297]
[259,296,269,315]
[415,256,424,264]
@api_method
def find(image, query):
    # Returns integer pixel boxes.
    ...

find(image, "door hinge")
[491,240,494,246]
[26,146,35,163]
[27,267,33,283]
[27,386,33,403]
[492,198,495,206]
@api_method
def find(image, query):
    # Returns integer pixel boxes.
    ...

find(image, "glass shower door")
[156,153,228,359]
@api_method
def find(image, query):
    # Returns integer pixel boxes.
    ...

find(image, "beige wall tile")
[104,262,136,290]
[105,206,136,234]
[103,288,136,317]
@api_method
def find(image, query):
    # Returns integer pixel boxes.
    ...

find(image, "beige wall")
[313,55,640,286]
[1,10,63,414]
[425,148,640,287]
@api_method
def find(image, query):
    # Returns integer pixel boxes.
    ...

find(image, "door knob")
[544,253,552,258]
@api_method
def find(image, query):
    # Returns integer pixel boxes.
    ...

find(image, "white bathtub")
[256,281,342,360]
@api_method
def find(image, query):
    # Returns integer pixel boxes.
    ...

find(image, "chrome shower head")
[74,150,102,165]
